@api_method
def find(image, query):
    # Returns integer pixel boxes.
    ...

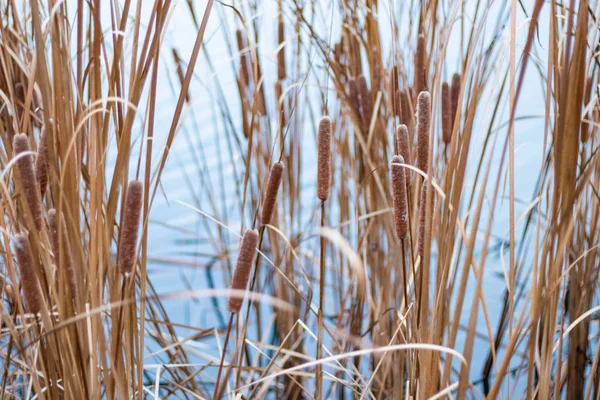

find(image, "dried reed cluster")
[228,229,259,313]
[117,180,144,276]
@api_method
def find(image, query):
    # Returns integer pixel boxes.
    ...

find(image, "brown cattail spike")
[396,124,412,186]
[117,180,144,275]
[416,91,431,175]
[228,229,259,313]
[451,73,461,128]
[48,209,78,300]
[13,134,44,230]
[14,234,46,314]
[317,116,332,201]
[261,162,285,225]
[391,155,409,240]
[418,182,435,257]
[414,34,426,94]
[442,82,452,144]
[35,131,49,199]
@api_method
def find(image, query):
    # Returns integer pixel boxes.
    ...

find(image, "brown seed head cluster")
[317,116,332,201]
[391,155,409,240]
[228,229,259,313]
[261,161,284,225]
[117,180,144,276]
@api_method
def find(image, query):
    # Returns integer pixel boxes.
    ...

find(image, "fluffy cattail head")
[391,155,409,240]
[35,131,49,199]
[396,124,412,186]
[416,91,431,175]
[414,34,426,94]
[442,82,452,144]
[451,73,461,128]
[13,134,44,230]
[117,180,144,276]
[418,182,435,257]
[317,116,332,201]
[13,234,46,314]
[228,229,259,313]
[48,209,78,300]
[261,162,284,225]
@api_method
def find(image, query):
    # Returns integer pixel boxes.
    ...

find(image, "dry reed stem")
[35,131,49,198]
[228,229,259,313]
[442,82,452,144]
[451,73,461,128]
[13,133,44,230]
[417,181,435,257]
[14,234,45,314]
[396,124,411,186]
[391,155,409,240]
[117,180,143,276]
[414,34,426,94]
[261,162,284,225]
[317,116,332,201]
[48,209,78,300]
[416,91,431,175]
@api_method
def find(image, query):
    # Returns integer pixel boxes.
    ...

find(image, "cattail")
[391,155,409,240]
[48,209,78,300]
[261,162,285,225]
[396,124,412,186]
[236,30,250,88]
[35,131,49,198]
[348,78,361,118]
[442,82,452,144]
[117,180,144,276]
[451,73,461,128]
[13,234,45,314]
[400,89,413,133]
[414,34,426,94]
[317,116,332,201]
[13,134,43,230]
[358,75,373,133]
[418,182,435,257]
[228,229,259,313]
[277,14,286,81]
[416,91,431,175]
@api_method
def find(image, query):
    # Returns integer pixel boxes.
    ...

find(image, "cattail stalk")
[451,73,461,128]
[14,234,45,314]
[228,229,259,313]
[418,182,435,257]
[396,124,412,186]
[391,155,409,240]
[48,209,78,301]
[416,91,431,175]
[317,116,332,201]
[442,82,452,144]
[414,34,426,94]
[116,180,143,276]
[35,131,49,198]
[13,134,44,230]
[261,162,284,225]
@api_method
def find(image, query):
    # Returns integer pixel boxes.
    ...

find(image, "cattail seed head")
[228,229,259,313]
[416,91,431,175]
[13,134,44,230]
[117,180,144,276]
[13,234,45,314]
[35,131,49,199]
[451,73,461,128]
[396,124,412,186]
[48,209,78,300]
[317,116,332,201]
[358,75,373,133]
[442,82,452,144]
[418,182,435,257]
[261,162,285,225]
[391,155,409,240]
[414,34,426,94]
